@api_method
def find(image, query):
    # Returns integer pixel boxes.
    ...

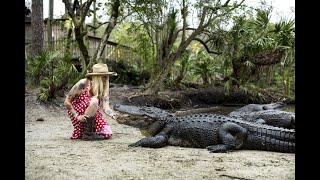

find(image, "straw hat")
[85,63,117,78]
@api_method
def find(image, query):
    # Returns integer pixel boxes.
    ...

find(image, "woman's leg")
[84,97,99,117]
[82,97,104,140]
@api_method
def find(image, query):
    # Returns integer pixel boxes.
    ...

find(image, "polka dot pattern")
[66,88,113,139]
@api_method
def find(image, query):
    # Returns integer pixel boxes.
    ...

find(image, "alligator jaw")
[113,103,174,120]
[114,104,169,137]
[115,113,153,127]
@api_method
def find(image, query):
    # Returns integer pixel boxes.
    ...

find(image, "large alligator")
[228,102,295,129]
[114,104,295,153]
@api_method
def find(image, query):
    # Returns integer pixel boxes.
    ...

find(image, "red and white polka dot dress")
[66,87,113,140]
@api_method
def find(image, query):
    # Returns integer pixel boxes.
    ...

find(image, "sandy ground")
[25,88,295,180]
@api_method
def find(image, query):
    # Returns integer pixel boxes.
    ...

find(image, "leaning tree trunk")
[31,0,44,55]
[174,0,188,86]
[63,0,94,68]
[92,0,120,65]
[144,25,203,94]
[144,49,187,94]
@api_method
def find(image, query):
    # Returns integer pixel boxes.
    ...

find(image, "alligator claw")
[128,142,140,147]
[207,145,229,153]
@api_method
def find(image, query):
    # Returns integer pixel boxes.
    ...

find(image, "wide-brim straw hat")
[85,63,117,78]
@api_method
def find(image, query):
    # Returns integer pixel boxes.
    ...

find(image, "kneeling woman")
[64,63,117,140]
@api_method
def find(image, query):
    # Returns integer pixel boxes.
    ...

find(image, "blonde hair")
[90,75,109,98]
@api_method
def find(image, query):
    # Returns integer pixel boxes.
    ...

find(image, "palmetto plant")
[25,49,60,87]
[239,83,266,102]
[273,18,295,48]
[25,49,79,102]
[191,50,217,86]
[220,7,295,100]
[173,49,191,84]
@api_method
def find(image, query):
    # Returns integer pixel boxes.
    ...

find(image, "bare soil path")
[25,86,295,180]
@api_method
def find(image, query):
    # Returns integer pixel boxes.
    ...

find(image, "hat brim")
[85,72,117,77]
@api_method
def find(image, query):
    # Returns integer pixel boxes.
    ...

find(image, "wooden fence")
[25,17,138,63]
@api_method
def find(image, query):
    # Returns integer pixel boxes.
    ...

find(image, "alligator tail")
[242,123,295,153]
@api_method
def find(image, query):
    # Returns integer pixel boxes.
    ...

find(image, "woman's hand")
[103,107,117,120]
[111,114,117,120]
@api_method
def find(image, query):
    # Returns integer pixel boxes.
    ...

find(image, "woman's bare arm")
[101,95,115,119]
[64,79,87,117]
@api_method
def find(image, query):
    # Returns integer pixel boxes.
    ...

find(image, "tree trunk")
[144,51,183,94]
[31,0,44,55]
[62,0,121,79]
[92,0,120,64]
[174,70,185,84]
[144,27,203,94]
[63,0,93,71]
[74,27,90,65]
[172,0,188,87]
[65,25,73,57]
[181,0,187,44]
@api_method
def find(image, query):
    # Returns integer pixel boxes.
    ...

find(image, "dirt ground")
[25,85,295,180]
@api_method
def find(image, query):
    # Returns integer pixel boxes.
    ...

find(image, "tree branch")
[203,0,245,29]
[171,27,197,43]
[87,21,109,30]
[193,38,222,54]
[126,2,157,41]
[79,0,94,25]
[177,27,197,34]
[87,11,133,30]
[62,0,75,19]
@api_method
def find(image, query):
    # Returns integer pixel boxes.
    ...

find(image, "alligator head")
[113,104,174,136]
[250,110,295,129]
[229,102,286,116]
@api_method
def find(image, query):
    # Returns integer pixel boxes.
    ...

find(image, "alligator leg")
[129,132,169,148]
[207,122,248,153]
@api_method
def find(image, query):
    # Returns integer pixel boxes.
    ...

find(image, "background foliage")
[25,0,294,103]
